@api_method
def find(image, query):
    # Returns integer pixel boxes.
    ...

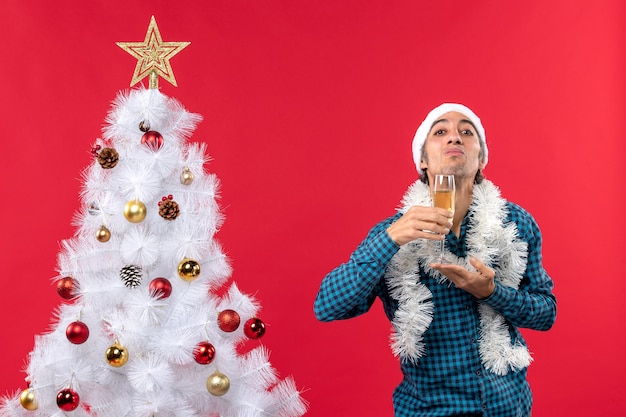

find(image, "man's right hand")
[386,206,453,246]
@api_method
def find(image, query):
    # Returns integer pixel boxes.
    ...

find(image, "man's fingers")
[469,257,494,279]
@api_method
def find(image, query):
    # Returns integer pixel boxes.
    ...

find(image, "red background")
[1,1,624,416]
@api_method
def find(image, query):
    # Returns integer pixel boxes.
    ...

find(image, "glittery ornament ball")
[149,277,172,299]
[244,317,266,339]
[56,388,80,411]
[66,321,90,344]
[193,341,216,365]
[20,389,38,410]
[218,309,241,332]
[57,277,77,300]
[206,371,230,396]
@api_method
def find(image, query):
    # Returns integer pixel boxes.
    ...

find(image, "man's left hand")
[430,257,495,299]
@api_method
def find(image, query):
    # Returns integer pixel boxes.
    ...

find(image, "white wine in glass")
[432,174,455,262]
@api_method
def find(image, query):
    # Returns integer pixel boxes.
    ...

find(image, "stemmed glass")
[432,175,455,262]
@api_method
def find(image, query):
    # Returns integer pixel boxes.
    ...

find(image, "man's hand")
[387,206,453,246]
[430,257,495,299]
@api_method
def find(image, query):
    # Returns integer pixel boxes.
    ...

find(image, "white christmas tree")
[0,16,306,417]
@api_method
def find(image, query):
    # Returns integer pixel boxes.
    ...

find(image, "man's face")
[420,111,485,180]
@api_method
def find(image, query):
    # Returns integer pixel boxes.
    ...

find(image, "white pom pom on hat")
[411,103,488,175]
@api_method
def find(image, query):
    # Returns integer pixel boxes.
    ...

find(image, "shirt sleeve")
[314,214,401,322]
[481,203,557,331]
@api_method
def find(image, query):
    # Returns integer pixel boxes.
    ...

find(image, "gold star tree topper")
[117,16,190,88]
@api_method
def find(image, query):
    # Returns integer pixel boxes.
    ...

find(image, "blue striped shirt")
[314,201,556,417]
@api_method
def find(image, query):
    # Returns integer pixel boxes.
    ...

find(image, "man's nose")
[447,132,462,143]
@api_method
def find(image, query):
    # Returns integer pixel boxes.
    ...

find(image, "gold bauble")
[20,388,38,410]
[124,200,147,223]
[105,342,129,367]
[206,371,230,396]
[180,167,194,185]
[96,225,111,242]
[177,258,201,282]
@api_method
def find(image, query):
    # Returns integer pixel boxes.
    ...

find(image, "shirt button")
[476,370,482,376]
[464,304,470,310]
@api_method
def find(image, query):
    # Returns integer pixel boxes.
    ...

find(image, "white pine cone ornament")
[120,265,142,288]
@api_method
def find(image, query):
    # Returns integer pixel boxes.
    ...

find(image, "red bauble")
[243,317,266,339]
[66,321,89,344]
[217,309,240,333]
[149,277,172,299]
[56,388,80,411]
[141,131,163,150]
[57,277,77,300]
[193,341,216,365]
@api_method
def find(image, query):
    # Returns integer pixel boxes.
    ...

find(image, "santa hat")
[412,103,488,175]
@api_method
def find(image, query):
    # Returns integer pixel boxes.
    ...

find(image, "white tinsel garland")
[386,179,532,375]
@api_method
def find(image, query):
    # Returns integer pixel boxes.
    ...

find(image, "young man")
[314,103,556,417]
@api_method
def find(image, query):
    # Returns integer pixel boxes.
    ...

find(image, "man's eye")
[434,129,445,135]
[461,129,474,135]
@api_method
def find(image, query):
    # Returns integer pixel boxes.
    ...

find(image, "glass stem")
[439,238,445,262]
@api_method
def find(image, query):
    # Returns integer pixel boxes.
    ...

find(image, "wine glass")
[432,174,455,262]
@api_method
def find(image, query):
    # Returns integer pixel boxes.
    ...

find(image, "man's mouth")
[444,147,464,157]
